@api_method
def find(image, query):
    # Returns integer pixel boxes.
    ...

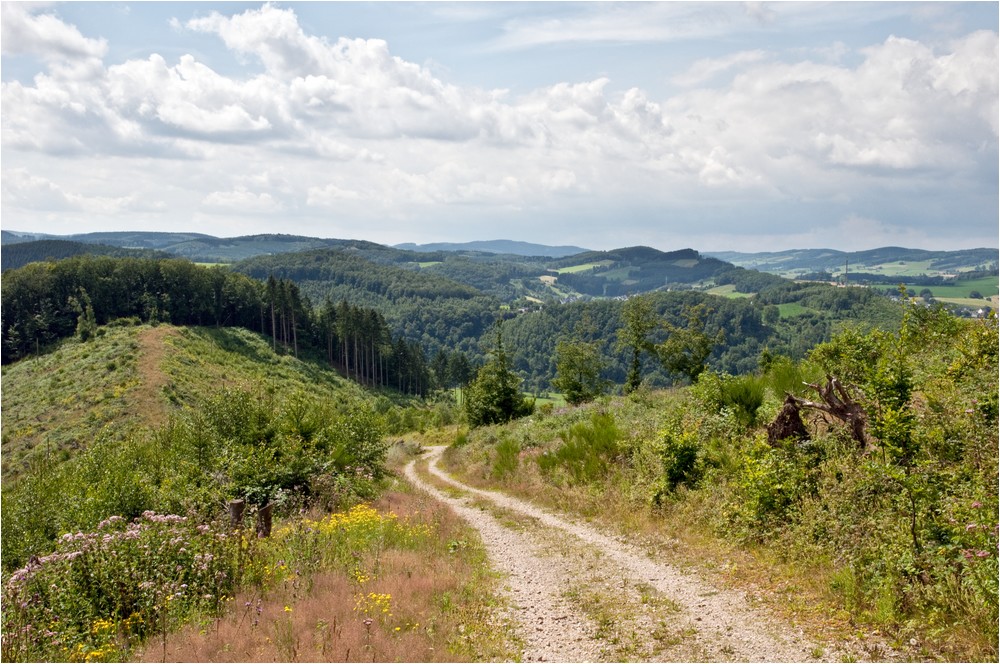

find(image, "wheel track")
[404,445,878,662]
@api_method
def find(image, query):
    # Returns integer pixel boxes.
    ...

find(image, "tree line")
[1,255,455,397]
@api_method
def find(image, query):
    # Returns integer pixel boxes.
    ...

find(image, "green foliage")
[727,439,817,539]
[655,304,723,384]
[652,425,703,503]
[721,375,767,428]
[536,412,621,485]
[464,323,534,427]
[690,371,766,429]
[551,338,608,405]
[69,288,97,342]
[492,438,521,481]
[616,295,658,393]
[1,386,388,573]
[1,513,240,663]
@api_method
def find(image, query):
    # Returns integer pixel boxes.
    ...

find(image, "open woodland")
[1,239,996,662]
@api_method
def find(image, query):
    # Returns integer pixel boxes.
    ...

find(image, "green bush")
[1,513,241,662]
[492,438,521,481]
[537,412,620,484]
[721,374,766,428]
[652,427,702,504]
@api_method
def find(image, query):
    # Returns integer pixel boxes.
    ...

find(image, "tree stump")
[767,394,810,446]
[790,375,870,451]
[228,499,246,529]
[256,503,273,538]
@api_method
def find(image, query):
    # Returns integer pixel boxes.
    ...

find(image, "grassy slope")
[441,359,998,662]
[1,323,365,482]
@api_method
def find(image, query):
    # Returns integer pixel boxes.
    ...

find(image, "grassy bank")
[441,310,998,661]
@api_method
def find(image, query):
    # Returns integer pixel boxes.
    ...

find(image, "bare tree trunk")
[228,499,246,529]
[256,503,273,538]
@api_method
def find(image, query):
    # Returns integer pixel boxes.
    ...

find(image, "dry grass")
[136,490,517,662]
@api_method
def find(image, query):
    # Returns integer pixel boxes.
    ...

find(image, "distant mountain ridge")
[3,230,994,278]
[394,239,589,258]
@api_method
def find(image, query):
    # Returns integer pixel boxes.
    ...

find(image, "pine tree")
[464,322,533,426]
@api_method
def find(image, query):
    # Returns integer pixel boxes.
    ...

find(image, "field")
[777,302,812,318]
[554,261,614,274]
[924,276,998,298]
[705,284,752,298]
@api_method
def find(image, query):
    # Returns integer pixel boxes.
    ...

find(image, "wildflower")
[284,605,293,613]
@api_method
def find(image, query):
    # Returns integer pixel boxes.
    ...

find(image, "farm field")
[925,276,999,298]
[705,284,752,298]
[554,261,613,274]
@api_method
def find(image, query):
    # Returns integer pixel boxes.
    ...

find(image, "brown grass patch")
[136,491,516,662]
[134,325,178,428]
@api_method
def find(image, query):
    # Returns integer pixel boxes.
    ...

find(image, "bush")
[720,374,766,428]
[491,438,521,481]
[652,427,702,504]
[1,513,240,663]
[537,412,620,484]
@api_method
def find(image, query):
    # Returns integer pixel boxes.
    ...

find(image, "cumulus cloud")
[1,3,995,248]
[1,3,107,64]
[201,186,283,213]
[1,168,162,214]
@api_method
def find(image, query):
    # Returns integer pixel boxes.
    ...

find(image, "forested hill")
[1,239,167,271]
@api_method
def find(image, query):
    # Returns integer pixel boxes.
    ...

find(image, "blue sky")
[2,2,997,252]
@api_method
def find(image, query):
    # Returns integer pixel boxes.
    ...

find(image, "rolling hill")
[394,239,590,257]
[707,246,998,277]
[0,322,367,482]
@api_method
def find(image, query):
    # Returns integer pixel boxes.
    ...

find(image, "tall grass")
[136,491,517,663]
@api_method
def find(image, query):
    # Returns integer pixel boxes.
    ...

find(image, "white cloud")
[201,186,283,214]
[0,3,107,64]
[672,50,769,87]
[307,182,362,206]
[1,3,995,251]
[1,168,162,214]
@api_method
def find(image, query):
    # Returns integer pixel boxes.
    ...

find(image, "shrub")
[491,438,521,482]
[720,374,766,428]
[537,411,620,484]
[1,513,240,663]
[652,427,702,504]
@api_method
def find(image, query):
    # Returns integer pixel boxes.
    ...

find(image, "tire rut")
[404,445,872,662]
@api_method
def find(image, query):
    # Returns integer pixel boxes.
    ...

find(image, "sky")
[1,1,998,253]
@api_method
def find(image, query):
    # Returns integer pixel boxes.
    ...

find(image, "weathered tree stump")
[229,499,246,529]
[767,394,810,446]
[256,503,273,538]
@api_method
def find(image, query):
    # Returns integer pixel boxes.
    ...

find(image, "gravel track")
[403,445,875,663]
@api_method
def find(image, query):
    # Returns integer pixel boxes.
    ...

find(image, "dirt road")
[404,445,873,662]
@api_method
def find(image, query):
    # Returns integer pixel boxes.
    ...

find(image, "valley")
[0,234,996,662]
